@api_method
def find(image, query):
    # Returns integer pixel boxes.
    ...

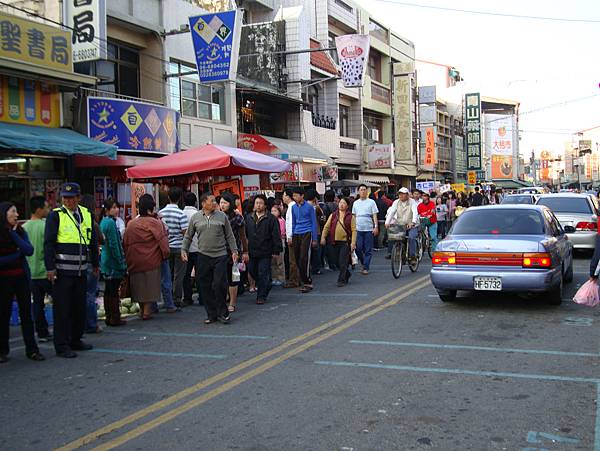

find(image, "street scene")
[1,0,600,450]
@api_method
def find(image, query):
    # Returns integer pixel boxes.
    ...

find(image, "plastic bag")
[232,263,241,282]
[573,280,600,307]
[351,251,359,266]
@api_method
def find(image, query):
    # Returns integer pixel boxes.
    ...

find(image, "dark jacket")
[590,235,600,277]
[0,228,33,278]
[245,212,282,259]
[471,192,484,207]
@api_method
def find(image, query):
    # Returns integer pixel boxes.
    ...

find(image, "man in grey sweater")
[182,193,238,324]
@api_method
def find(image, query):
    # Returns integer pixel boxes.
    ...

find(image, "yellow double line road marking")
[58,275,431,451]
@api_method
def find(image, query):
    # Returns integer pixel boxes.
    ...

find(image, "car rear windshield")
[536,197,592,214]
[451,209,544,235]
[502,196,533,204]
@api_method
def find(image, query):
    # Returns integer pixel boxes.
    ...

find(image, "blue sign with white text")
[189,10,239,83]
[87,97,180,154]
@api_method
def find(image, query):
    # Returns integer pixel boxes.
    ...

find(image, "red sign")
[237,133,278,153]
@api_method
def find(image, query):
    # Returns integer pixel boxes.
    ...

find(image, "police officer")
[44,183,99,358]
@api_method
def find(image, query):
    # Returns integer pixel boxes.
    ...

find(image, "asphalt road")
[2,250,599,451]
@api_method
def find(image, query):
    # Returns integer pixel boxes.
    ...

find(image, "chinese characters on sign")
[87,97,180,154]
[64,0,107,62]
[367,144,394,170]
[335,34,370,88]
[424,127,436,167]
[393,72,413,161]
[486,114,514,180]
[189,10,241,83]
[0,12,72,73]
[465,92,481,171]
[0,76,60,127]
[467,171,476,185]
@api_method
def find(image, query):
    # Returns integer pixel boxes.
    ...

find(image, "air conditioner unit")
[370,128,379,141]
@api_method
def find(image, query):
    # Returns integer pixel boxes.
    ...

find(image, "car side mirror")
[563,225,576,234]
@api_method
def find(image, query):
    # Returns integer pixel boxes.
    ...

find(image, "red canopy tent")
[126,144,291,181]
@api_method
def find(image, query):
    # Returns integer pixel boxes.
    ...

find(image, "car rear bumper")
[430,265,561,292]
[567,231,596,249]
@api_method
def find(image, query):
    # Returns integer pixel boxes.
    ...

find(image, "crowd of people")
[0,180,506,363]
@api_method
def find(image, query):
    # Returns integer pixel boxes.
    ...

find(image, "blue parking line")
[349,340,600,358]
[103,330,271,340]
[314,360,600,384]
[91,348,226,359]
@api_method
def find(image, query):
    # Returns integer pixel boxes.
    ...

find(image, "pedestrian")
[321,197,356,287]
[375,191,389,250]
[245,195,282,304]
[182,193,238,324]
[271,205,286,286]
[0,202,45,363]
[306,189,325,275]
[435,196,448,239]
[322,190,338,271]
[291,187,318,293]
[159,186,188,309]
[447,192,457,228]
[182,192,201,306]
[417,192,438,251]
[412,189,422,205]
[471,186,484,206]
[99,198,127,326]
[283,188,299,288]
[123,194,170,321]
[22,196,52,343]
[220,193,248,313]
[80,194,102,334]
[44,183,99,358]
[352,184,379,275]
[385,188,420,264]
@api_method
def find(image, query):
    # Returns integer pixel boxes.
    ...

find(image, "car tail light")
[575,221,597,231]
[432,252,456,266]
[522,253,552,268]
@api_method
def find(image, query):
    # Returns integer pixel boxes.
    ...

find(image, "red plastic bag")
[573,280,600,307]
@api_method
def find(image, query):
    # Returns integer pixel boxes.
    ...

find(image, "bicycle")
[418,219,433,259]
[388,224,421,279]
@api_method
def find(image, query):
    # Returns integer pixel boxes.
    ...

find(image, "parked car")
[502,194,539,205]
[536,193,598,250]
[430,205,574,305]
[517,187,546,195]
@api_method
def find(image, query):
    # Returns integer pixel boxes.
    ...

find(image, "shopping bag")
[573,280,600,307]
[351,251,359,266]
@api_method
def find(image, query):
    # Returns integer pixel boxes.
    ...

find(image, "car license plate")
[474,277,502,291]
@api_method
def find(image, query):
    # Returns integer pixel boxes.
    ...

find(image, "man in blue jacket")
[291,187,318,293]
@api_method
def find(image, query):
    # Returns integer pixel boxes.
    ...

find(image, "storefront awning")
[238,133,331,165]
[359,174,390,184]
[0,123,117,159]
[492,179,533,189]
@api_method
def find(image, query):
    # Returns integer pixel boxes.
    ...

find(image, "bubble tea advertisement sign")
[335,34,370,88]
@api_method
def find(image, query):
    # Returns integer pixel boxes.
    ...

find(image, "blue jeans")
[249,256,272,301]
[160,259,176,310]
[85,267,98,332]
[356,231,374,270]
[408,227,419,257]
[428,223,438,251]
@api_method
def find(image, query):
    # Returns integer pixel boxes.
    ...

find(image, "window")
[339,105,349,137]
[368,51,382,82]
[328,33,339,64]
[368,20,388,43]
[169,61,226,122]
[75,41,140,97]
[307,86,319,115]
[452,210,545,235]
[537,197,592,214]
[334,0,353,13]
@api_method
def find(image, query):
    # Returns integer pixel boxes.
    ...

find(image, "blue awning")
[0,123,117,159]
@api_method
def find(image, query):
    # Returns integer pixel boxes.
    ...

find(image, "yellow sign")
[451,183,465,193]
[121,105,142,134]
[0,11,72,73]
[467,171,477,185]
[0,76,60,127]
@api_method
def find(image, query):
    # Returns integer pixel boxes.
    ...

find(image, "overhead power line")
[374,0,600,24]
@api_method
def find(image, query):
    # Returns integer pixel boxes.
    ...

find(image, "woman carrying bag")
[100,199,127,326]
[320,198,356,287]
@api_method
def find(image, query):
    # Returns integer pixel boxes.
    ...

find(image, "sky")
[358,0,600,159]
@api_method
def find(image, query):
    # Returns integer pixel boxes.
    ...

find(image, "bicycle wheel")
[426,234,433,259]
[391,241,403,279]
[417,233,424,261]
[409,244,420,272]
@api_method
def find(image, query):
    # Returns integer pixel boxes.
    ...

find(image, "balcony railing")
[371,83,390,104]
[312,113,337,130]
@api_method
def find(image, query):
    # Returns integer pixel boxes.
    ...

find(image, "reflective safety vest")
[53,206,92,276]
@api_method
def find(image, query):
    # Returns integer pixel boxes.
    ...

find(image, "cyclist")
[417,192,438,252]
[385,188,419,264]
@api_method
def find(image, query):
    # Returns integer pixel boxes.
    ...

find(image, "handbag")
[573,280,600,307]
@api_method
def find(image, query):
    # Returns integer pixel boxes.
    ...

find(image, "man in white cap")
[384,187,419,263]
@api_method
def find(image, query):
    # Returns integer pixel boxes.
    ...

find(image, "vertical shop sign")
[465,92,481,171]
[63,0,107,62]
[393,73,413,161]
[424,127,436,167]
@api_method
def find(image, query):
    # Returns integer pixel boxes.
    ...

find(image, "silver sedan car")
[430,205,574,305]
[536,193,598,250]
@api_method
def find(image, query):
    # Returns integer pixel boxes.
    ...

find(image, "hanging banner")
[424,127,436,167]
[335,34,370,88]
[486,114,513,157]
[367,143,394,170]
[0,76,61,127]
[63,0,107,62]
[491,155,513,179]
[87,97,180,154]
[465,92,482,171]
[451,183,465,193]
[189,10,242,83]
